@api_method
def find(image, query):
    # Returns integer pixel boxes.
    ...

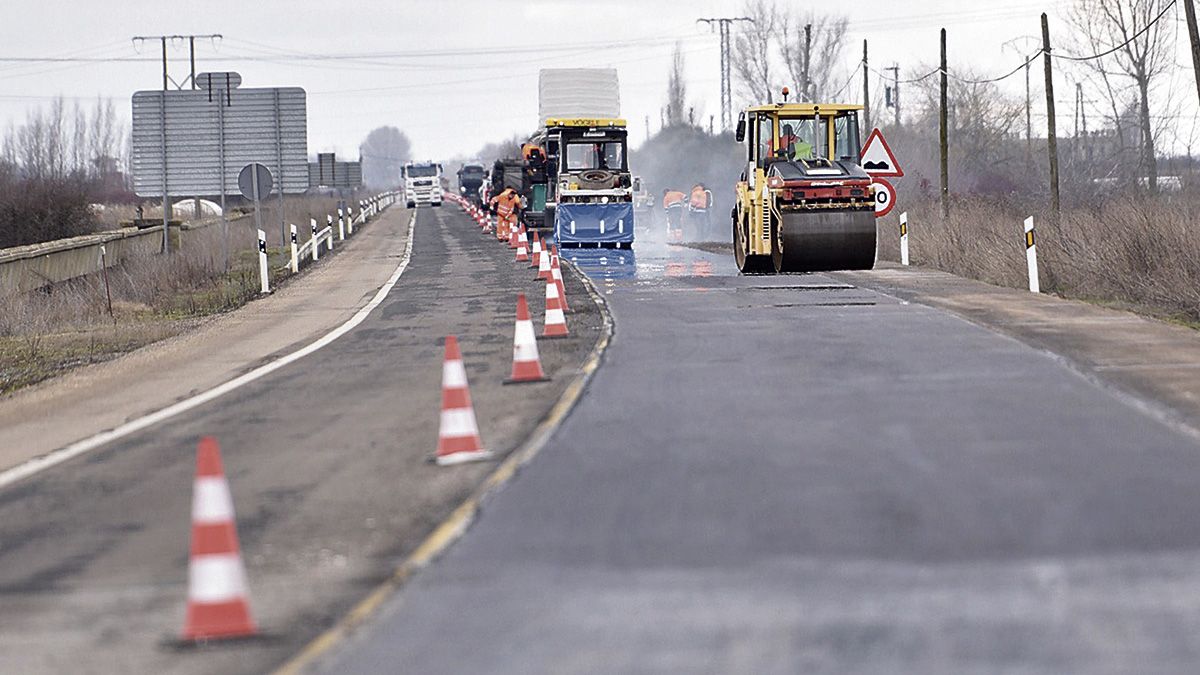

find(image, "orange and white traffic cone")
[508,221,519,249]
[505,293,550,384]
[550,253,571,313]
[435,336,493,466]
[543,277,570,338]
[182,436,256,642]
[529,232,543,269]
[515,226,530,263]
[536,242,552,280]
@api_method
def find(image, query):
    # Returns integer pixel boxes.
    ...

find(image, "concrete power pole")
[939,28,949,219]
[698,17,753,131]
[862,40,871,131]
[885,64,900,127]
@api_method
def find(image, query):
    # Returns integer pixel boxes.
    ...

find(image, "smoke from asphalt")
[630,125,743,243]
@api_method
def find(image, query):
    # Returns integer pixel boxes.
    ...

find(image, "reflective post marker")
[289,224,299,273]
[900,211,910,266]
[338,206,345,241]
[327,214,335,250]
[257,229,270,294]
[311,218,319,262]
[1024,216,1039,293]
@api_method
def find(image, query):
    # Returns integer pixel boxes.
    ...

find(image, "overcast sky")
[2,0,1195,161]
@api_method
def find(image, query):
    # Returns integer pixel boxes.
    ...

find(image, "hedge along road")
[320,237,1200,674]
[0,205,603,674]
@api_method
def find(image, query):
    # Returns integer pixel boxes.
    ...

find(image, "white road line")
[0,211,418,491]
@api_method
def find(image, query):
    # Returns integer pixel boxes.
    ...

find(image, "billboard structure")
[309,152,363,190]
[131,73,308,198]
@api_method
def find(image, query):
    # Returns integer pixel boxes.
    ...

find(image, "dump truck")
[456,162,486,206]
[403,161,443,208]
[536,69,634,248]
[732,101,876,273]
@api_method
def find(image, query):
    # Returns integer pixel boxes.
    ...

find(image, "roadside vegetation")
[0,194,348,395]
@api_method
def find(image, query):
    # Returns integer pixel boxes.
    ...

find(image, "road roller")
[731,100,876,273]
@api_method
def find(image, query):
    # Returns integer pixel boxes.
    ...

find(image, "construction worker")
[489,187,521,241]
[662,188,686,241]
[687,183,710,237]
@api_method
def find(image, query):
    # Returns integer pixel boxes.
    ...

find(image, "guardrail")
[1,190,401,297]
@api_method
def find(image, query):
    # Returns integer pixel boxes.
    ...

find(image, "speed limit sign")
[871,178,896,218]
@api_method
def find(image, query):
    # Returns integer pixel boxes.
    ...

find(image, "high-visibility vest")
[663,191,686,209]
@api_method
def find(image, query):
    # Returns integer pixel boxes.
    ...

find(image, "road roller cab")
[732,102,877,273]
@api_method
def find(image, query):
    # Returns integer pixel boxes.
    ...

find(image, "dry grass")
[878,194,1200,324]
[0,193,369,395]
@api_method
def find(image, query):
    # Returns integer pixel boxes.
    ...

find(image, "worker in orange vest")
[662,188,686,242]
[687,183,711,237]
[489,187,521,241]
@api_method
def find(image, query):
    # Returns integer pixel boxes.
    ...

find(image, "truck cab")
[542,118,634,248]
[733,102,876,273]
[403,162,443,208]
[456,162,485,205]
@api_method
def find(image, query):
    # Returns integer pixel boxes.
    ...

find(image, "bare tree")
[779,11,849,101]
[1066,0,1176,190]
[666,42,689,126]
[359,126,412,188]
[731,0,781,104]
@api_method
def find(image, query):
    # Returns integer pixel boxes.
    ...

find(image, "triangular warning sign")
[860,128,903,178]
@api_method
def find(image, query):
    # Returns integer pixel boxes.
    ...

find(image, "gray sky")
[2,0,1195,160]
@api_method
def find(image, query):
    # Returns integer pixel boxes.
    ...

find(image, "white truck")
[402,161,443,208]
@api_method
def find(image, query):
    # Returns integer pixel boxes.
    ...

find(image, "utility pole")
[1184,0,1200,106]
[885,64,900,127]
[698,17,753,131]
[939,28,949,219]
[1041,13,1061,218]
[802,24,812,100]
[862,40,871,131]
[1025,58,1033,168]
[132,33,223,253]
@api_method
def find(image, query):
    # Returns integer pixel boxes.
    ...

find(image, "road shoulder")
[0,206,413,475]
[838,262,1200,434]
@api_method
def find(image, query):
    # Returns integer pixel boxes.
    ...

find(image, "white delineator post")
[326,214,335,250]
[899,211,910,266]
[289,224,299,273]
[1024,216,1040,293]
[337,207,345,241]
[256,229,270,294]
[347,205,355,235]
[310,218,319,262]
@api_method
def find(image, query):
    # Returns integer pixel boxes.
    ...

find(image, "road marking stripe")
[0,210,418,491]
[272,254,615,675]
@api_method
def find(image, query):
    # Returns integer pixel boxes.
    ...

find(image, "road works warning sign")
[860,128,904,178]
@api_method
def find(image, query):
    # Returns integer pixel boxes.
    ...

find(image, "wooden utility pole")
[802,24,812,100]
[1185,0,1200,105]
[862,40,871,131]
[939,28,949,219]
[1042,13,1061,217]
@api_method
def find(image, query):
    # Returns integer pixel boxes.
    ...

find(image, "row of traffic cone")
[431,197,578,465]
[174,193,553,643]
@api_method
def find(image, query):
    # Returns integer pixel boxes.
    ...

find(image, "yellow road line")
[273,255,614,675]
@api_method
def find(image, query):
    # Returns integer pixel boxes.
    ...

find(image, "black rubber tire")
[734,210,773,274]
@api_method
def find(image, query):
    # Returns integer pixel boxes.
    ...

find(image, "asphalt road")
[322,236,1200,674]
[0,205,601,674]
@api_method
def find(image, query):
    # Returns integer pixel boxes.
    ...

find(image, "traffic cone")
[543,277,570,338]
[182,436,256,641]
[529,232,543,269]
[515,226,530,263]
[508,222,519,249]
[505,294,550,384]
[536,242,552,280]
[550,253,570,313]
[435,336,493,466]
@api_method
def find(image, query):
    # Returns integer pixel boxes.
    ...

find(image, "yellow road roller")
[732,100,877,273]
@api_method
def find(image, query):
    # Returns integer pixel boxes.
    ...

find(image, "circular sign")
[238,163,274,201]
[871,178,896,219]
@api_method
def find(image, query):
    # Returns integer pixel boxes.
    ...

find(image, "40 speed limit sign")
[871,178,896,218]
